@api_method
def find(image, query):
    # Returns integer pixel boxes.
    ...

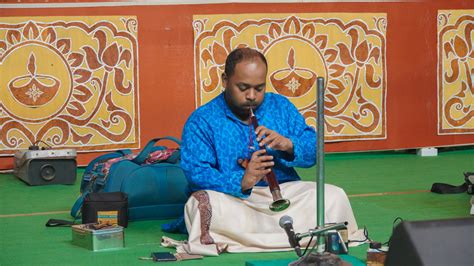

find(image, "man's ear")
[222,73,228,88]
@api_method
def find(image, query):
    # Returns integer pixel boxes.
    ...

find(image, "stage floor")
[1,148,472,265]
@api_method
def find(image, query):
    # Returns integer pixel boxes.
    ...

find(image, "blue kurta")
[181,92,317,198]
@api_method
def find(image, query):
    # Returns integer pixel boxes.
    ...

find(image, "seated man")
[180,47,360,255]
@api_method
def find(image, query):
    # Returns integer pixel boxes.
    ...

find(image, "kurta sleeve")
[181,115,251,198]
[278,97,317,168]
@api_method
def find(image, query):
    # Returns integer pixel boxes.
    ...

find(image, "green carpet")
[0,148,472,265]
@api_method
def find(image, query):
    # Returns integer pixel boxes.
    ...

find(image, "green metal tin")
[72,224,124,251]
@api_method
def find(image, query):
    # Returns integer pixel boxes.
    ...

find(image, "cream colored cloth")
[168,181,364,256]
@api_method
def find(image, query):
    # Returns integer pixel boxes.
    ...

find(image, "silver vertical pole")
[316,77,325,229]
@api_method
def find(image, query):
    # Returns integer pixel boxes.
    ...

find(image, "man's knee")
[325,184,347,195]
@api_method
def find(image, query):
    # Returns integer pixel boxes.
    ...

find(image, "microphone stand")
[289,77,344,266]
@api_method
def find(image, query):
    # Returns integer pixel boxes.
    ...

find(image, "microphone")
[279,215,302,257]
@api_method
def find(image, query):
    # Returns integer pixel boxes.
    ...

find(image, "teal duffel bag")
[71,136,189,221]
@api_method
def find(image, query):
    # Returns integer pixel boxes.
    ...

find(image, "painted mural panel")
[438,10,474,135]
[194,13,387,141]
[0,16,139,154]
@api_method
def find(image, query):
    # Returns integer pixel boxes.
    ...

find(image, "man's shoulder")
[264,92,293,108]
[187,95,224,122]
[266,92,290,102]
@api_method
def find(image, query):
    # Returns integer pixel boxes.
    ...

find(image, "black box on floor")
[82,192,129,228]
[385,217,474,266]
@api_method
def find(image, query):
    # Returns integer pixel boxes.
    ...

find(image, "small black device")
[13,148,77,185]
[151,252,177,262]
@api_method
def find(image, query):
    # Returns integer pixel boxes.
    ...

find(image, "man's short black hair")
[224,48,268,78]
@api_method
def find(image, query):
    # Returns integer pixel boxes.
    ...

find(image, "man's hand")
[238,149,274,191]
[255,125,294,155]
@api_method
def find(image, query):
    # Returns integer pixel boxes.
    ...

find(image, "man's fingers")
[257,155,273,162]
[252,149,266,156]
[254,125,266,136]
[251,149,271,160]
[255,126,272,141]
[259,135,276,147]
[257,168,272,176]
[262,168,272,175]
[253,161,274,170]
[238,158,248,169]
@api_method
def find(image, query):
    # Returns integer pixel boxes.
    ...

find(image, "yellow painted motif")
[438,10,474,134]
[0,16,139,153]
[193,13,387,141]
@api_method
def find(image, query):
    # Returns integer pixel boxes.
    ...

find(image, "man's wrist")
[284,139,294,156]
[241,173,252,191]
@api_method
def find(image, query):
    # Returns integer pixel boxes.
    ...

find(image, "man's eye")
[237,85,248,90]
[256,85,265,92]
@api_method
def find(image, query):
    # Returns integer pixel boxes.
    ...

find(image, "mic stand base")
[289,252,343,266]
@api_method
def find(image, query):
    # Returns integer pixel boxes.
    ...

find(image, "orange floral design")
[199,30,248,93]
[438,11,473,134]
[194,14,387,141]
[0,17,139,154]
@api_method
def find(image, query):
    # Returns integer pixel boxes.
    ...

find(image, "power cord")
[383,216,404,247]
[300,234,314,257]
[348,225,371,244]
[30,140,53,150]
[366,216,405,253]
[301,235,321,259]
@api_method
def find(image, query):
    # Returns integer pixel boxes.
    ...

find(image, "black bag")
[82,192,129,227]
[431,172,474,194]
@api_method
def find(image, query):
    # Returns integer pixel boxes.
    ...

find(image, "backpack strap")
[45,219,75,227]
[431,182,468,194]
[431,172,474,194]
[116,149,132,156]
[133,137,181,165]
[70,192,89,219]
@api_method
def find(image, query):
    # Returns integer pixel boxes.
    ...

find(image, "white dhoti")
[172,181,363,256]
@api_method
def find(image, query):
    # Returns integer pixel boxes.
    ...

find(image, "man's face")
[223,58,267,121]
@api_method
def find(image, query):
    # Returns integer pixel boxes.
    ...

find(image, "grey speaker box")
[13,149,77,186]
[385,217,474,266]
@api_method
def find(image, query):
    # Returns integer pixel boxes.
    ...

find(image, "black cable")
[303,235,320,260]
[347,225,371,244]
[300,235,314,257]
[33,140,53,149]
[383,217,404,246]
[374,248,388,253]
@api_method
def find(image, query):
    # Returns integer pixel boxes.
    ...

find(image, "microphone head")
[279,215,293,228]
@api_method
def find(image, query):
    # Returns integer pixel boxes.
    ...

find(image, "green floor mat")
[1,149,472,265]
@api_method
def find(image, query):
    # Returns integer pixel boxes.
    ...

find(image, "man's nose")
[246,89,256,101]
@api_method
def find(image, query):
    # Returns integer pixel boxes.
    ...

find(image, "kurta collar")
[218,92,268,124]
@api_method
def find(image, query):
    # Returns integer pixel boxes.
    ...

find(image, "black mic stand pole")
[289,77,344,266]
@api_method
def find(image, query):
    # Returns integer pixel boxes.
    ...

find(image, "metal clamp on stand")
[296,222,348,246]
[297,222,349,255]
